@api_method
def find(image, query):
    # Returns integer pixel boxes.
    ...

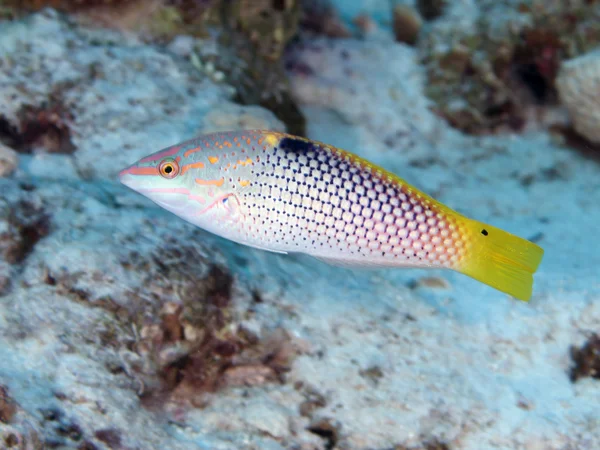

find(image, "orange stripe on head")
[139,146,181,163]
[181,161,205,175]
[124,167,160,176]
[195,177,225,187]
[184,147,202,158]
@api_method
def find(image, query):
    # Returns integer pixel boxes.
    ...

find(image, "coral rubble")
[556,49,600,144]
[285,37,442,155]
[0,0,307,135]
[570,334,600,382]
[392,4,423,46]
[419,0,600,134]
[0,144,18,177]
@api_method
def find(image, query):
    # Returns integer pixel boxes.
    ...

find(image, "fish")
[119,130,544,301]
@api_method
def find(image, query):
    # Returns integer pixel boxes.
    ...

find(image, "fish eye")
[159,159,179,179]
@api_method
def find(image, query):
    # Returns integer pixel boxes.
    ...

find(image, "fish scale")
[119,130,544,301]
[237,134,464,268]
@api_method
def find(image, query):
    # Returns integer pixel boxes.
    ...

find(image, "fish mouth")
[118,165,161,187]
[118,169,135,189]
[118,165,153,189]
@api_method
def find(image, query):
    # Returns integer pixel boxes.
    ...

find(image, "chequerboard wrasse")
[119,130,544,301]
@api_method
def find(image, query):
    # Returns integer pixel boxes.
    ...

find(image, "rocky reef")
[0,0,306,136]
[0,2,599,450]
[417,0,600,135]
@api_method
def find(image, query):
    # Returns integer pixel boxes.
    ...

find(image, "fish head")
[118,142,239,229]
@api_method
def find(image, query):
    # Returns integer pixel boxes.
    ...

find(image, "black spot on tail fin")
[279,136,316,154]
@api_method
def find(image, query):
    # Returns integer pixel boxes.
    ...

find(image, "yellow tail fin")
[459,221,544,301]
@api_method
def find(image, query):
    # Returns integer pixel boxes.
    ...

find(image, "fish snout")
[118,167,136,188]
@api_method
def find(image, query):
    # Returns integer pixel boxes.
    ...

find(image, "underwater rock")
[418,0,600,134]
[199,103,286,134]
[191,33,306,135]
[214,1,307,136]
[417,0,446,21]
[8,100,76,155]
[0,177,315,449]
[299,0,352,38]
[224,0,301,63]
[0,199,50,267]
[1,1,308,137]
[307,417,340,449]
[0,144,18,177]
[0,386,17,424]
[286,37,443,153]
[0,9,291,179]
[0,386,44,450]
[392,4,423,46]
[1,0,143,11]
[0,5,599,450]
[570,334,600,382]
[556,50,600,144]
[0,0,214,39]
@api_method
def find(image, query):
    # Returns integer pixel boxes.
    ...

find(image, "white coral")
[286,38,443,153]
[556,49,600,144]
[0,143,18,178]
